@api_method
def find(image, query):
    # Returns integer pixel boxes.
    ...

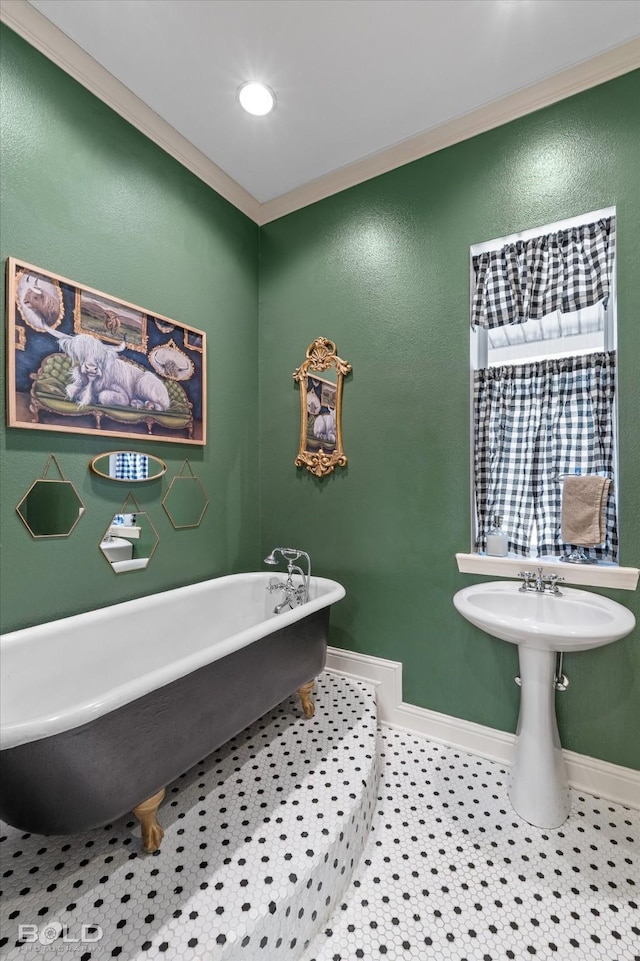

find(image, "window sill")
[455,553,639,591]
[109,525,141,539]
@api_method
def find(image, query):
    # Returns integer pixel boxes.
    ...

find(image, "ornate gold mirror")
[162,460,209,529]
[16,454,85,538]
[90,450,167,482]
[293,337,352,477]
[99,493,159,573]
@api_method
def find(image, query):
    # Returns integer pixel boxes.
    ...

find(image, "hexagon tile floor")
[300,727,638,961]
[0,674,379,961]
[1,674,638,961]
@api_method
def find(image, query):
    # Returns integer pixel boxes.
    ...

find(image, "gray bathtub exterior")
[0,607,329,836]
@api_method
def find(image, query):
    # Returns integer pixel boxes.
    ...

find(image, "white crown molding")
[2,1,639,227]
[325,646,640,810]
[257,37,640,225]
[0,0,261,223]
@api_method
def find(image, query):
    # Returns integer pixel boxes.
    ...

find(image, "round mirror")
[16,479,85,538]
[90,451,167,482]
[99,511,159,573]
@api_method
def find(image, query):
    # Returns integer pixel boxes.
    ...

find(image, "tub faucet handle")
[266,577,285,594]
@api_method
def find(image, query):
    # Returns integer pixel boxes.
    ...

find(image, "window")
[470,208,617,562]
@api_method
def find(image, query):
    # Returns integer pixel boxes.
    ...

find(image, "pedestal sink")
[100,536,134,563]
[453,581,636,829]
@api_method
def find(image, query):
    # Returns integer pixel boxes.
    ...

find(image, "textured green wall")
[1,27,638,770]
[259,71,640,769]
[0,29,260,631]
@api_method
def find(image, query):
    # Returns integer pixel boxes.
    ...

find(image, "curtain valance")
[471,217,613,330]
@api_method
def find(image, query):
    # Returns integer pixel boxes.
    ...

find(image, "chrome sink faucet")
[518,567,564,595]
[264,547,312,612]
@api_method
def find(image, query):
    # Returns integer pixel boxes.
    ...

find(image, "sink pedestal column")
[509,646,571,829]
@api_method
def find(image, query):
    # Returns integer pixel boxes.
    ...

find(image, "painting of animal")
[306,380,337,447]
[314,408,336,446]
[47,329,170,410]
[81,298,123,337]
[80,295,144,345]
[149,344,193,380]
[155,358,188,378]
[8,257,206,444]
[81,298,112,323]
[104,313,122,336]
[22,282,61,328]
[306,389,321,416]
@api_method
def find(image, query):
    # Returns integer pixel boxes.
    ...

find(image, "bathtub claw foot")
[297,681,315,718]
[132,788,165,853]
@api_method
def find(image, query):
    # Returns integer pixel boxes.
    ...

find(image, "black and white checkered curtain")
[474,352,617,560]
[115,452,149,481]
[471,218,614,330]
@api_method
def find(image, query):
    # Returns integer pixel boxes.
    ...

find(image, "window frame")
[468,206,619,562]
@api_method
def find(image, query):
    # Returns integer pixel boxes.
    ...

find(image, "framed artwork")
[293,336,352,477]
[6,258,206,444]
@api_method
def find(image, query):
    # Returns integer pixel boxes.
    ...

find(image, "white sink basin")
[454,579,636,829]
[453,580,635,651]
[100,536,134,563]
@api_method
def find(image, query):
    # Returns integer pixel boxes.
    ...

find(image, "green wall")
[259,70,640,769]
[0,28,260,631]
[1,26,638,771]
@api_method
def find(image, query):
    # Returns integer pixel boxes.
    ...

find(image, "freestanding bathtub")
[0,572,345,852]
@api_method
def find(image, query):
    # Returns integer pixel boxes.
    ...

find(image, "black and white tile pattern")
[0,675,379,960]
[301,727,639,961]
[1,674,637,961]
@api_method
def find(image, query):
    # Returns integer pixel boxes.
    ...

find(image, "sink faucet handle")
[518,570,535,591]
[543,573,565,594]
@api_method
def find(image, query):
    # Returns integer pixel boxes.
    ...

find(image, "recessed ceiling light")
[237,81,276,117]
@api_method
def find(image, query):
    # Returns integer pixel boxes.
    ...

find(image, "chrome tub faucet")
[264,547,312,612]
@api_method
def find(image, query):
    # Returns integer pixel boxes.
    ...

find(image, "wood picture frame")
[6,257,206,445]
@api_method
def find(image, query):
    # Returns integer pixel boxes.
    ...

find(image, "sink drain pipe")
[554,652,569,691]
[515,652,569,691]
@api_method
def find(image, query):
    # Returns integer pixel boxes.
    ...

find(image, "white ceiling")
[13,0,640,216]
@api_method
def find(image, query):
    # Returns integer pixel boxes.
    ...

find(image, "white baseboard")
[326,646,639,810]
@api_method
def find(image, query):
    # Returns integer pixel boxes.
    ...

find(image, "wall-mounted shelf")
[455,553,639,591]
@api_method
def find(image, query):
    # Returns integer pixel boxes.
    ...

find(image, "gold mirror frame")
[99,492,160,574]
[293,337,352,477]
[162,459,209,529]
[90,450,167,481]
[16,454,85,538]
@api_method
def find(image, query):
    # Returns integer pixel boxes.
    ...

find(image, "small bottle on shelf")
[486,515,508,557]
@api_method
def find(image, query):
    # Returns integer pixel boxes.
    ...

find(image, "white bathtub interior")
[0,573,345,749]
